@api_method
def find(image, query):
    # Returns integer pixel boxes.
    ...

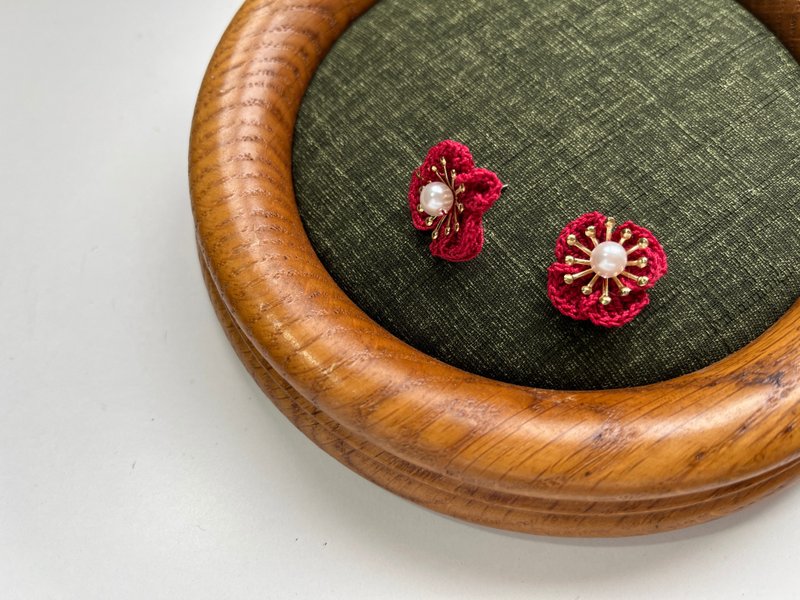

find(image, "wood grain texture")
[741,0,800,59]
[190,0,800,536]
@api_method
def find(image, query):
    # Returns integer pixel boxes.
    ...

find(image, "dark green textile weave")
[293,0,800,390]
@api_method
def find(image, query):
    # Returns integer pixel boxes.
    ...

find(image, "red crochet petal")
[546,263,595,320]
[419,140,475,180]
[549,263,650,327]
[554,211,607,262]
[430,211,484,262]
[408,175,434,231]
[456,167,503,214]
[614,220,668,290]
[585,289,650,328]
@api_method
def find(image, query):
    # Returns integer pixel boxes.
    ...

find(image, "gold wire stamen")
[566,234,593,257]
[431,215,446,240]
[599,278,612,305]
[563,268,594,285]
[613,277,632,296]
[581,274,600,296]
[585,226,598,247]
[627,257,648,268]
[420,157,463,241]
[605,217,616,241]
[565,256,591,266]
[621,271,649,287]
[627,237,649,254]
[450,209,458,232]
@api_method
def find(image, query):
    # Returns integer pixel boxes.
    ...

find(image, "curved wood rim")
[202,256,800,536]
[190,0,800,534]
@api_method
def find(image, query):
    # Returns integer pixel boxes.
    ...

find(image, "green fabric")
[293,0,800,390]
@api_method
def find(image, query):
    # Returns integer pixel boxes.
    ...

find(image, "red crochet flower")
[547,212,668,327]
[409,140,503,262]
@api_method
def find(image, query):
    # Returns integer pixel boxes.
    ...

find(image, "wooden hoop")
[190,0,800,536]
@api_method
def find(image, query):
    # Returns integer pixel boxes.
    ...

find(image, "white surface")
[1,1,799,598]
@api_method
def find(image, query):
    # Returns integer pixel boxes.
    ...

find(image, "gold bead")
[445,227,451,236]
[638,237,649,249]
[565,256,575,265]
[431,165,438,172]
[425,216,434,226]
[637,276,649,287]
[432,231,439,240]
[638,257,649,268]
[417,203,425,213]
[585,226,596,237]
[606,217,617,226]
[564,274,575,284]
[599,295,612,306]
[621,287,632,296]
[621,228,632,240]
[567,234,577,246]
[581,285,593,295]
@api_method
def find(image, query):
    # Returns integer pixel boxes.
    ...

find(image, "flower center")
[419,182,454,217]
[590,241,627,278]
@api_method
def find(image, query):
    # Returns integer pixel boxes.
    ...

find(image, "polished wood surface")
[190,0,800,536]
[742,0,800,59]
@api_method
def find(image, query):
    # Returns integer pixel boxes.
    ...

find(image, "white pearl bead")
[419,182,454,217]
[590,241,628,279]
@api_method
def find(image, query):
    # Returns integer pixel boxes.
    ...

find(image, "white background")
[1,1,798,598]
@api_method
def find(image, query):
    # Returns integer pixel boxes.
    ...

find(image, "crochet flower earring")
[408,140,503,262]
[547,212,668,327]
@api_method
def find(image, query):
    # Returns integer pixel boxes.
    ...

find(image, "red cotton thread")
[547,211,668,327]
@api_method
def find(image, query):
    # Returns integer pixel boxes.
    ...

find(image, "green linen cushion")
[293,0,800,390]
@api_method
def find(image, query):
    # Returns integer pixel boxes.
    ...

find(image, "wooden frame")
[190,0,800,536]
